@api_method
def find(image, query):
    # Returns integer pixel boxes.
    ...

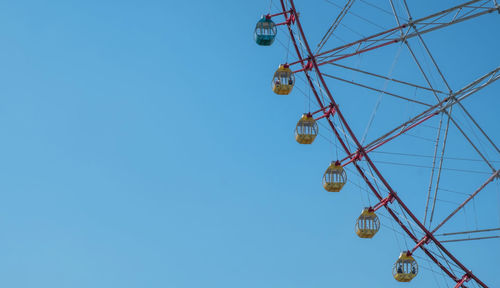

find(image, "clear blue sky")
[0,0,498,287]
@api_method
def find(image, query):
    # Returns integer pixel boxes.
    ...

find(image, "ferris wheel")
[254,0,500,287]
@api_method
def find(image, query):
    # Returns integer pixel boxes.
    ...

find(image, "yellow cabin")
[322,161,347,192]
[272,64,294,95]
[355,208,380,238]
[393,252,418,282]
[295,114,318,144]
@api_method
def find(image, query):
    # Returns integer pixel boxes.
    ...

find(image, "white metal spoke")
[424,113,444,226]
[429,106,453,228]
[328,62,447,94]
[321,72,432,106]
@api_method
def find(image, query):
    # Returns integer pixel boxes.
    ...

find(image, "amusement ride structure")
[254,0,500,287]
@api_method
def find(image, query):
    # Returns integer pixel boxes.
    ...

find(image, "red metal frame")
[314,105,335,121]
[370,194,395,212]
[278,1,492,287]
[271,11,296,27]
[267,10,292,18]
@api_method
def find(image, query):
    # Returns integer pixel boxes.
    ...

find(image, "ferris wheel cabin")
[355,208,380,238]
[254,16,277,46]
[272,64,294,95]
[295,113,318,144]
[322,161,347,192]
[393,252,418,282]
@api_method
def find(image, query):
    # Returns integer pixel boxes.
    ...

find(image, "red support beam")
[455,274,471,288]
[267,10,293,18]
[310,104,332,116]
[314,106,336,121]
[371,194,395,212]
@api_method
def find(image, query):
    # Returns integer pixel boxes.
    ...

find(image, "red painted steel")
[371,194,395,212]
[267,10,292,18]
[455,274,471,288]
[278,1,490,287]
[311,105,332,116]
[314,106,336,121]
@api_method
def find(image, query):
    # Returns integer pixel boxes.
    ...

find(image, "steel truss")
[288,0,500,73]
[275,0,499,287]
[340,67,500,167]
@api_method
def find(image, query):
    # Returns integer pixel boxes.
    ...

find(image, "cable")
[360,0,406,19]
[436,227,500,237]
[424,112,443,226]
[323,0,387,30]
[327,62,448,94]
[367,160,491,175]
[429,106,453,228]
[316,0,356,54]
[370,151,500,163]
[440,236,500,243]
[360,43,403,144]
[321,72,432,106]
